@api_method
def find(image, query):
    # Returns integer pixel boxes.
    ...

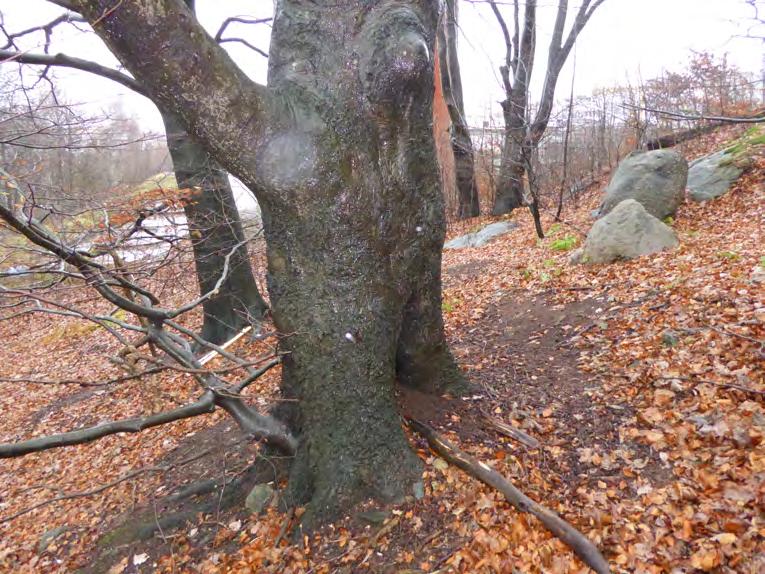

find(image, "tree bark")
[263,0,462,524]
[71,0,462,524]
[438,0,479,219]
[162,112,267,346]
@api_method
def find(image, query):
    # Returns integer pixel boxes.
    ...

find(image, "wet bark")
[72,0,462,525]
[262,0,462,524]
[438,0,479,219]
[163,113,267,346]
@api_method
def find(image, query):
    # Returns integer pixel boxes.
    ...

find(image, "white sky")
[1,0,763,131]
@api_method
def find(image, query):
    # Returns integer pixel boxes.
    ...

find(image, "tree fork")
[70,0,461,524]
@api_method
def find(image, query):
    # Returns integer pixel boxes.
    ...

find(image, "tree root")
[407,418,610,574]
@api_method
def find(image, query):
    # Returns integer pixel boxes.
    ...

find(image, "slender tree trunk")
[439,0,479,219]
[493,99,527,215]
[163,113,267,346]
[260,0,462,524]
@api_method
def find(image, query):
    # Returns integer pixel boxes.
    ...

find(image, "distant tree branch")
[620,103,765,124]
[214,16,271,59]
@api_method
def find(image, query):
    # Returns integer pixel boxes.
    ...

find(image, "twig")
[1,446,215,523]
[407,418,610,574]
[484,416,541,449]
[620,102,765,124]
[655,375,764,397]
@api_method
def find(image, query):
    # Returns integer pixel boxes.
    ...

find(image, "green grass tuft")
[550,235,577,251]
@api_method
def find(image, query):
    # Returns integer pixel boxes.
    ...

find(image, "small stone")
[412,481,425,500]
[38,525,69,554]
[357,510,389,525]
[661,329,680,347]
[669,379,686,393]
[244,483,275,515]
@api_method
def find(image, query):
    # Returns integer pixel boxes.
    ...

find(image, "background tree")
[488,0,606,218]
[0,3,268,345]
[438,0,479,218]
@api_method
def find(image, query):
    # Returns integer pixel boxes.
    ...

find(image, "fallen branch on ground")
[484,416,541,449]
[1,445,216,523]
[406,418,610,574]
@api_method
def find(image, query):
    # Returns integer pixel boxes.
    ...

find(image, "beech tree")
[438,0,479,218]
[488,0,606,215]
[0,1,268,345]
[1,0,463,526]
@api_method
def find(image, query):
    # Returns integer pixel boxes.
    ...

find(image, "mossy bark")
[72,0,462,525]
[260,0,461,523]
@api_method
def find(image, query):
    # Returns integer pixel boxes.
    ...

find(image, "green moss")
[722,125,764,161]
[550,235,577,251]
[717,250,740,261]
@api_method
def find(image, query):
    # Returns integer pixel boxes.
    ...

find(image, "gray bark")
[71,0,462,524]
[163,112,267,345]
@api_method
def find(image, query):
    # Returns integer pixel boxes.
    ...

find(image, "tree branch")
[0,49,146,96]
[620,103,765,124]
[0,392,216,458]
[408,418,610,574]
[70,0,270,184]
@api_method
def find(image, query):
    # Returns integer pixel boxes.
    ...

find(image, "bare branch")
[620,103,765,124]
[1,444,217,523]
[0,49,146,96]
[408,418,610,574]
[0,392,216,459]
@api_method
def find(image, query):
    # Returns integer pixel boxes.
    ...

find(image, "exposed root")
[407,417,611,574]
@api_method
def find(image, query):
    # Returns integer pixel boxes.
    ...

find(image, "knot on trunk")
[359,6,430,107]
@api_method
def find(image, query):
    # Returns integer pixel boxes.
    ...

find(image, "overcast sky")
[2,0,763,131]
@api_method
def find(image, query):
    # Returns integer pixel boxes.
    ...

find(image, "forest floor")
[0,125,763,574]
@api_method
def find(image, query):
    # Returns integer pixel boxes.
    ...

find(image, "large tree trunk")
[260,0,462,524]
[439,0,479,219]
[163,112,267,345]
[72,0,462,526]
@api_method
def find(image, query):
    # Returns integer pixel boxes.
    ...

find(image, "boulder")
[687,149,744,202]
[576,199,678,264]
[444,221,517,249]
[599,149,688,220]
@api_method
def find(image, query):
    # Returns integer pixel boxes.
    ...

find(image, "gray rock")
[357,510,390,524]
[38,525,69,553]
[599,149,688,220]
[687,149,744,202]
[662,329,680,347]
[244,483,275,515]
[444,221,517,249]
[577,199,679,264]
